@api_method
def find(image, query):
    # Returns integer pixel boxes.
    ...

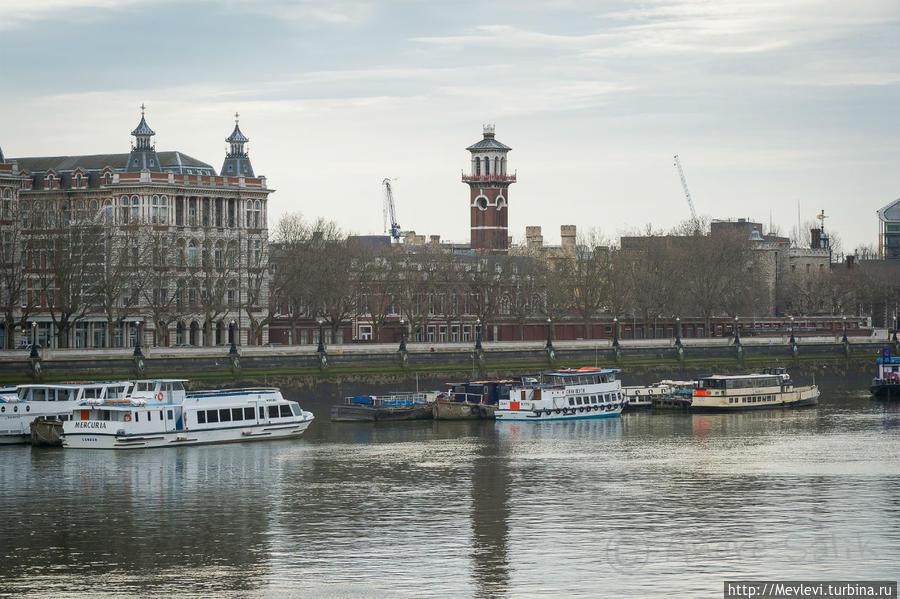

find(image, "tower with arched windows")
[463,124,515,253]
[126,104,162,172]
[221,113,255,177]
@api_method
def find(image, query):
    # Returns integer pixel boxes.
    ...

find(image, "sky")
[1,0,898,252]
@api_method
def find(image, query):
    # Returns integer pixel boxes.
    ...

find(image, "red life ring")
[156,392,164,401]
[124,414,132,422]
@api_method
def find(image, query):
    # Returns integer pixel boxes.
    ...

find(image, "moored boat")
[623,382,672,410]
[649,380,695,410]
[432,380,514,420]
[690,367,819,412]
[870,348,900,399]
[62,381,313,449]
[330,391,437,422]
[495,367,625,422]
[1,381,133,445]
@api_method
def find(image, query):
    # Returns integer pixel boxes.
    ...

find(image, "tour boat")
[495,367,625,421]
[870,348,900,399]
[330,391,438,422]
[0,381,133,445]
[690,367,819,412]
[62,381,313,449]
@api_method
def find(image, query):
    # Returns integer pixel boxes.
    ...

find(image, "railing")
[461,173,517,183]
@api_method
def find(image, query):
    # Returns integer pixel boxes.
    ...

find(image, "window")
[167,410,173,420]
[206,410,219,423]
[131,195,140,222]
[244,407,254,420]
[120,196,130,223]
[268,405,279,418]
[232,408,243,421]
[280,404,292,417]
[259,406,265,419]
[219,409,231,422]
[187,240,197,267]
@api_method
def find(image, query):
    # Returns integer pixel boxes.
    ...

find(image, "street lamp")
[893,316,899,344]
[789,315,796,346]
[475,318,482,352]
[316,317,325,353]
[133,321,143,357]
[229,319,238,356]
[675,316,682,347]
[545,317,553,350]
[398,318,407,353]
[612,316,620,349]
[841,315,848,344]
[733,316,740,345]
[29,321,39,359]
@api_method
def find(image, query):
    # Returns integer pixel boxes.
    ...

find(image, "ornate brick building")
[463,125,515,253]
[0,108,271,349]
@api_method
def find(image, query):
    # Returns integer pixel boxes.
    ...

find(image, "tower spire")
[126,104,161,172]
[221,113,254,177]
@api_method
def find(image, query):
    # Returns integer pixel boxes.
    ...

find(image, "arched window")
[475,158,481,175]
[47,174,55,189]
[500,157,506,175]
[226,241,238,268]
[227,280,237,306]
[33,201,43,228]
[246,200,253,227]
[214,241,224,269]
[75,174,83,188]
[120,196,130,223]
[254,200,262,227]
[151,195,159,224]
[187,240,197,267]
[483,156,490,175]
[159,195,168,224]
[103,172,112,185]
[131,195,140,222]
[176,240,185,267]
[494,157,499,175]
[103,199,113,223]
[2,189,10,219]
[21,201,28,228]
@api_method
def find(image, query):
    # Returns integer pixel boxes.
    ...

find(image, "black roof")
[10,151,216,174]
[466,137,512,152]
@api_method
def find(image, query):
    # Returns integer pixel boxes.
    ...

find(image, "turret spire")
[221,113,254,177]
[126,104,161,172]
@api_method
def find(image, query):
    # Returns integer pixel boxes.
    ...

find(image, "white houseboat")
[690,367,819,412]
[623,382,674,410]
[62,381,314,449]
[495,367,625,421]
[0,380,133,445]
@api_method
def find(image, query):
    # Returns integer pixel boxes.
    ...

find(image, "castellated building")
[0,108,271,349]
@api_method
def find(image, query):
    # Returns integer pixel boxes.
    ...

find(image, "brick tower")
[463,124,515,253]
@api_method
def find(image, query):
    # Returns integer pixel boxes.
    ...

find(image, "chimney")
[561,225,576,252]
[525,226,543,249]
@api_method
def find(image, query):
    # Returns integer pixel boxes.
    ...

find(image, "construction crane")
[382,178,404,241]
[673,154,700,232]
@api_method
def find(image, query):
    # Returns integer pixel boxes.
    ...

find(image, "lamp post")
[399,318,407,353]
[545,317,553,350]
[133,321,143,358]
[612,316,620,349]
[733,316,740,345]
[316,317,325,354]
[675,316,682,347]
[789,316,796,346]
[893,316,899,344]
[29,321,39,359]
[475,318,482,352]
[229,319,238,357]
[841,315,848,344]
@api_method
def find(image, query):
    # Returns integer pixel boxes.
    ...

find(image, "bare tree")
[0,198,36,348]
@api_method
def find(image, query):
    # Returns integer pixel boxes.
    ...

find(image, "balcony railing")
[461,172,517,183]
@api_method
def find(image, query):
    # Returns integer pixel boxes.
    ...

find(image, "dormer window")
[75,174,83,188]
[47,174,55,189]
[103,173,112,185]
[149,159,155,167]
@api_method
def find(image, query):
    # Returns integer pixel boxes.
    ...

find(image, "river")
[1,375,898,598]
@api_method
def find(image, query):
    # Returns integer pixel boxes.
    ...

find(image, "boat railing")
[187,387,281,398]
[442,391,485,404]
[345,392,432,407]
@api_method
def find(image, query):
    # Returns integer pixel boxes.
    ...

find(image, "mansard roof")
[466,137,512,152]
[10,151,216,175]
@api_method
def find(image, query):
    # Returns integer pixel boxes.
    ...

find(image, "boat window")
[591,395,597,403]
[173,382,185,392]
[220,409,231,422]
[268,405,279,418]
[197,411,206,424]
[280,404,292,417]
[568,398,574,406]
[259,406,265,419]
[167,410,173,420]
[207,410,219,423]
[32,388,46,401]
[290,404,301,417]
[244,407,254,420]
[232,408,243,421]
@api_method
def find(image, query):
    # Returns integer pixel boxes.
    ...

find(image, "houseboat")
[690,367,819,412]
[330,391,438,422]
[0,380,133,445]
[432,380,515,420]
[623,382,673,410]
[495,367,625,422]
[62,381,313,449]
[650,380,695,410]
[871,348,900,399]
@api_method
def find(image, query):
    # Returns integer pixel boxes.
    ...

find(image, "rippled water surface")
[2,378,899,598]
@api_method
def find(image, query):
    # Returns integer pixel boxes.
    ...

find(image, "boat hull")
[330,404,432,422]
[691,388,820,412]
[870,384,900,399]
[432,401,495,420]
[30,418,63,446]
[62,419,312,450]
[495,406,623,422]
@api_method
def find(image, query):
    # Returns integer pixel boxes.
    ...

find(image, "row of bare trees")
[0,201,268,348]
[270,213,899,342]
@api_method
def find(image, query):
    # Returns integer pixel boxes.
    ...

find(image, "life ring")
[124,414,132,422]
[556,409,561,415]
[156,392,164,401]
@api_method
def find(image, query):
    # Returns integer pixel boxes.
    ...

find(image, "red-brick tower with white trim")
[463,124,515,253]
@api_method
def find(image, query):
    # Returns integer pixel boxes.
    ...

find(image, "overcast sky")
[1,0,898,251]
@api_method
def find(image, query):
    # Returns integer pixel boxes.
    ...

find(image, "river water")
[1,376,899,598]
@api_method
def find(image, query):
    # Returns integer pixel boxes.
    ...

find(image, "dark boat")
[29,417,63,446]
[330,392,436,422]
[870,348,900,399]
[431,380,514,420]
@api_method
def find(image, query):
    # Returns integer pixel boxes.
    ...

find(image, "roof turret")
[125,104,162,172]
[221,113,255,177]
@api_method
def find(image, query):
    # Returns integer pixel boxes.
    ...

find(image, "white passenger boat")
[623,382,673,410]
[690,367,819,412]
[495,367,625,421]
[62,381,314,450]
[0,381,133,445]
